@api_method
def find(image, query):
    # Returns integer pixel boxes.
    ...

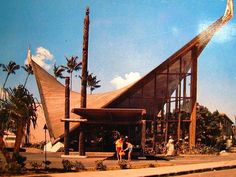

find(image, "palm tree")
[22,64,34,145]
[53,64,65,79]
[21,64,34,87]
[87,73,101,94]
[62,56,82,89]
[0,61,20,89]
[3,85,37,160]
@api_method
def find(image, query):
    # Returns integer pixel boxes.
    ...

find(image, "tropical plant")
[21,64,34,145]
[53,64,65,79]
[118,160,129,169]
[61,56,82,89]
[0,61,20,89]
[30,161,42,172]
[21,64,33,87]
[196,105,225,149]
[0,99,10,135]
[95,160,107,171]
[87,73,101,94]
[61,159,84,172]
[73,161,85,171]
[2,85,37,160]
[62,159,73,172]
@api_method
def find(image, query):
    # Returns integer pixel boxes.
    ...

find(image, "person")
[115,136,124,161]
[166,136,175,156]
[124,140,133,161]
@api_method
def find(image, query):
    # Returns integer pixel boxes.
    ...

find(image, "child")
[115,136,124,161]
[124,140,133,161]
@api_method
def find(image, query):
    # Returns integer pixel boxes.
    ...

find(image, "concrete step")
[69,152,114,157]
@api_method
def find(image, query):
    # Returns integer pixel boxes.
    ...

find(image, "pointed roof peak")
[26,47,32,65]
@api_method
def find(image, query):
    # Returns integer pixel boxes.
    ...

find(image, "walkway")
[27,159,236,177]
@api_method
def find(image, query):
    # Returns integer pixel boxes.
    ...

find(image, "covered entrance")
[62,108,146,152]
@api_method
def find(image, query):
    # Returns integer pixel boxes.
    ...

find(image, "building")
[30,1,234,153]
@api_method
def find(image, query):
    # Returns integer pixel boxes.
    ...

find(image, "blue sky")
[0,0,236,119]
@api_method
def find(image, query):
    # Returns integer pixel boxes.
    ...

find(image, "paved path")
[178,168,236,177]
[26,159,236,177]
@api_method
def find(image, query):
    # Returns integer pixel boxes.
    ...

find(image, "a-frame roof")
[31,0,233,141]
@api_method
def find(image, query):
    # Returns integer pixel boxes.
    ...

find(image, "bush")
[62,159,85,172]
[30,161,42,172]
[0,152,8,173]
[118,160,130,169]
[148,164,155,168]
[62,159,73,172]
[95,160,106,171]
[13,153,27,168]
[42,160,51,170]
[74,161,85,171]
[7,161,23,174]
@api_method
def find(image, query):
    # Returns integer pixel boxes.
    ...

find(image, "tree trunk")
[13,122,24,161]
[70,72,73,90]
[23,74,30,88]
[2,73,10,89]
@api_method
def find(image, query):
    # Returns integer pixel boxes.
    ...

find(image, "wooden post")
[177,58,182,141]
[177,83,182,141]
[152,113,157,151]
[183,60,187,107]
[79,7,90,156]
[175,86,178,111]
[141,120,146,152]
[189,47,198,148]
[153,73,157,151]
[183,77,187,107]
[164,66,170,143]
[64,77,70,155]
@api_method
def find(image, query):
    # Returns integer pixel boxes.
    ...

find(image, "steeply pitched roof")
[30,60,134,140]
[30,0,233,141]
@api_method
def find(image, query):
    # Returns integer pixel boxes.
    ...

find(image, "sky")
[0,0,235,120]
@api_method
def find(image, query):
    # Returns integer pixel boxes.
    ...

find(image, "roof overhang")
[71,108,146,125]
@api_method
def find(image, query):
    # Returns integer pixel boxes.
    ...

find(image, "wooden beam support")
[175,86,179,111]
[160,120,190,123]
[189,46,198,148]
[61,118,88,122]
[64,77,70,155]
[177,57,182,141]
[141,120,146,151]
[164,66,170,143]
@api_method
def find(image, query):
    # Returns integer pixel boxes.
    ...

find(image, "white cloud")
[110,72,141,89]
[198,21,236,43]
[25,47,54,71]
[171,27,179,36]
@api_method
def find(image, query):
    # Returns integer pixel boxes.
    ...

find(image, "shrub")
[95,160,107,171]
[118,160,129,169]
[74,161,85,171]
[30,161,42,172]
[0,152,8,173]
[15,154,27,168]
[148,164,155,168]
[62,159,73,172]
[42,160,51,170]
[7,161,22,174]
